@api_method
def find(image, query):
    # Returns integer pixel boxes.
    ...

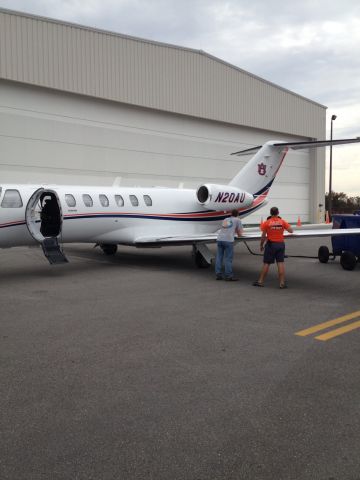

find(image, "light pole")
[328,114,337,219]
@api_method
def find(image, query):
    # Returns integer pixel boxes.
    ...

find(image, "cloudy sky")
[1,0,360,195]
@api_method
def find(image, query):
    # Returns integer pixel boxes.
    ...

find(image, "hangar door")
[0,80,313,224]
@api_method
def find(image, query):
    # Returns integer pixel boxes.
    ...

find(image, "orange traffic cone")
[325,211,331,224]
[297,216,302,227]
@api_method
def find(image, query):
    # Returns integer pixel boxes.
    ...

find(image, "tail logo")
[258,163,267,176]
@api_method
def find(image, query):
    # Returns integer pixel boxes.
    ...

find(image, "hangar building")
[0,8,326,223]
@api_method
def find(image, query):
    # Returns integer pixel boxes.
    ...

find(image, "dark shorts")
[263,241,285,264]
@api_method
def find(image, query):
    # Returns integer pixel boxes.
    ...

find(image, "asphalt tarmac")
[1,237,360,480]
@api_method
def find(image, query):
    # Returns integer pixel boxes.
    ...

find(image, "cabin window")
[115,195,124,207]
[99,194,109,207]
[1,189,23,208]
[143,195,152,206]
[65,194,76,207]
[129,195,139,207]
[82,194,93,207]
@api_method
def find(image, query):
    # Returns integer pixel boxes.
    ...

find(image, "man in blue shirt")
[215,209,243,281]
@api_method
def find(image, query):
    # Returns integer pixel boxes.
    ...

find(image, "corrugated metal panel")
[0,8,325,138]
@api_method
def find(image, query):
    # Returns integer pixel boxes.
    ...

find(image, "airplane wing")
[134,233,219,246]
[134,227,360,247]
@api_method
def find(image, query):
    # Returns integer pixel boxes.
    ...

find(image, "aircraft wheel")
[318,245,330,263]
[194,251,210,269]
[100,244,118,256]
[340,251,357,271]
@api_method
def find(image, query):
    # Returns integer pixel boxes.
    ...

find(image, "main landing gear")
[99,244,118,256]
[192,244,214,268]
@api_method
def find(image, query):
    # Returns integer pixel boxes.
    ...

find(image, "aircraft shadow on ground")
[0,245,357,290]
[0,245,204,283]
[66,245,205,272]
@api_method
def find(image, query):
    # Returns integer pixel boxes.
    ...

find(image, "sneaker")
[216,275,223,280]
[225,277,239,281]
[252,281,264,287]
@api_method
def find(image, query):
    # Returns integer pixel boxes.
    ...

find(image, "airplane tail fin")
[229,138,360,205]
[229,141,289,205]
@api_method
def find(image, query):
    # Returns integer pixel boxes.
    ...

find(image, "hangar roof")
[0,7,325,138]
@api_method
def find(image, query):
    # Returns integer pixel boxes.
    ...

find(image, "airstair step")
[41,237,68,264]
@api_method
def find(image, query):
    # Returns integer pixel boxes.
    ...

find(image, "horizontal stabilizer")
[274,138,360,150]
[232,137,360,155]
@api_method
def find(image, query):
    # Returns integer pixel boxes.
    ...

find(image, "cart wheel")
[340,251,357,271]
[318,245,330,263]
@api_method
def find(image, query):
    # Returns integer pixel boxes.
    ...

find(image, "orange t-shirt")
[261,216,291,242]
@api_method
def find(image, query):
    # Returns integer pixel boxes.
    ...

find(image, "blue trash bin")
[332,213,360,257]
[329,213,360,270]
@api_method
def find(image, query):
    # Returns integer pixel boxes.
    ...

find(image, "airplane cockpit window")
[82,194,93,207]
[115,195,124,207]
[65,194,76,207]
[1,189,23,208]
[99,194,109,207]
[143,195,152,206]
[129,195,139,207]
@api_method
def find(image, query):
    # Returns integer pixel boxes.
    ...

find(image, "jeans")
[215,241,234,278]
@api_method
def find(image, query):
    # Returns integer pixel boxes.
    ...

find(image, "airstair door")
[25,188,68,264]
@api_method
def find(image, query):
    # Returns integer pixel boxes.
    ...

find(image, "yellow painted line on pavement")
[315,319,360,341]
[295,310,360,337]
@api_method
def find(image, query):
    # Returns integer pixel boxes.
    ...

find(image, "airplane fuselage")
[0,184,257,249]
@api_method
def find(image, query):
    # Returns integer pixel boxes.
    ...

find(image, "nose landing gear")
[192,244,214,268]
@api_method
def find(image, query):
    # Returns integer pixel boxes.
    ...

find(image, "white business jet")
[1,138,360,266]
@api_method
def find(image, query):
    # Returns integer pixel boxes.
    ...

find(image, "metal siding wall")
[0,80,317,223]
[0,9,324,139]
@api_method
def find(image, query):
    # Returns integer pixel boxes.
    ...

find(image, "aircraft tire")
[340,250,357,270]
[318,245,330,263]
[100,244,118,256]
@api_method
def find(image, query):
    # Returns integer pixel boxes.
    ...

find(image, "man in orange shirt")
[253,206,293,288]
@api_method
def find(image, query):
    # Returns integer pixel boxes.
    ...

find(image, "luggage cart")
[318,212,360,270]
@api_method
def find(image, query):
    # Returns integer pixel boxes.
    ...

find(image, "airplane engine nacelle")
[196,184,254,210]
